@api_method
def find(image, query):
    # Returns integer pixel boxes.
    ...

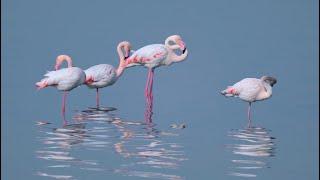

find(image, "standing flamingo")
[124,35,188,121]
[36,55,87,120]
[84,41,131,108]
[220,76,277,127]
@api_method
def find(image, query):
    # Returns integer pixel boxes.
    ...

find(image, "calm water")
[2,0,319,179]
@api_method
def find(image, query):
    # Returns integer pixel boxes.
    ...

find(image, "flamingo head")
[261,76,277,87]
[123,41,131,59]
[85,76,94,84]
[165,35,187,54]
[117,41,131,60]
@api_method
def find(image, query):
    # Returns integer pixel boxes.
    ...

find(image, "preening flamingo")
[221,76,277,127]
[36,55,87,119]
[124,35,188,121]
[84,41,131,108]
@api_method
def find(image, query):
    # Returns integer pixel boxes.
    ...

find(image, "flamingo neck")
[116,64,125,77]
[55,55,73,70]
[257,84,272,100]
[116,43,126,77]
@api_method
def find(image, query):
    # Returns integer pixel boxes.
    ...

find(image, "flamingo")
[84,41,131,108]
[36,55,87,119]
[221,76,277,127]
[124,35,188,121]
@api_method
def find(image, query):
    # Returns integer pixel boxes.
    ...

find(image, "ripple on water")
[35,108,187,180]
[226,126,276,178]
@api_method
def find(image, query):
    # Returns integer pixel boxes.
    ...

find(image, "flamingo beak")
[182,47,187,54]
[178,40,186,54]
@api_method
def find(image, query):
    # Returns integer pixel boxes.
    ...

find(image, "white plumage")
[223,78,273,102]
[126,44,169,69]
[37,67,85,91]
[84,64,117,89]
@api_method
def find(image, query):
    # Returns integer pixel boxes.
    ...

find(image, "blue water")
[2,0,319,179]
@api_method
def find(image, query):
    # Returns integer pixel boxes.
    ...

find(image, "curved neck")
[169,48,188,63]
[116,43,126,77]
[258,83,272,100]
[55,55,73,70]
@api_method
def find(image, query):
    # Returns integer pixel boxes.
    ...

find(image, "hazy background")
[2,0,319,179]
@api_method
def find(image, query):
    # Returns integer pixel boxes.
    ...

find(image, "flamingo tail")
[35,79,48,90]
[220,87,236,97]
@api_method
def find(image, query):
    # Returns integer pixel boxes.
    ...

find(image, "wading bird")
[221,76,277,127]
[124,35,188,121]
[36,55,87,119]
[84,41,131,108]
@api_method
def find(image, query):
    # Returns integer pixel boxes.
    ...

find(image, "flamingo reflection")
[226,126,276,178]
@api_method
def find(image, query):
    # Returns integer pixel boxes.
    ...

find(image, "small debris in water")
[170,123,186,129]
[112,119,123,124]
[36,121,51,126]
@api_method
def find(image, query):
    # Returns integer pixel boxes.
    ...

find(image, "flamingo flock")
[36,34,277,127]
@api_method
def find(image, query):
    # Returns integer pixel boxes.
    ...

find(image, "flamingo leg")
[144,68,154,123]
[149,69,154,108]
[144,70,151,122]
[145,69,152,98]
[247,102,252,128]
[62,91,68,118]
[96,88,100,108]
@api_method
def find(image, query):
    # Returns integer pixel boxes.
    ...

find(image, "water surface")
[2,0,319,179]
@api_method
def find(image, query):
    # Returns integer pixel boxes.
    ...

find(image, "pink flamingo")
[221,76,277,127]
[36,55,87,119]
[84,41,131,108]
[124,35,188,121]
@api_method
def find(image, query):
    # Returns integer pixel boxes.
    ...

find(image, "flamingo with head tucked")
[221,76,277,127]
[36,55,87,119]
[124,35,188,121]
[84,41,131,108]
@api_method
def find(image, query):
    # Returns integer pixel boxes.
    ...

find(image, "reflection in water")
[112,120,187,180]
[36,122,108,179]
[36,108,186,180]
[226,127,276,178]
[144,98,153,123]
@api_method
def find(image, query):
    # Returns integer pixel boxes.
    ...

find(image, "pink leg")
[96,88,100,108]
[145,69,152,98]
[144,69,154,123]
[149,69,154,108]
[144,70,151,122]
[62,91,68,119]
[247,102,252,128]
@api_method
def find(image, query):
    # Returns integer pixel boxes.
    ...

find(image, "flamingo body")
[84,64,117,89]
[37,67,86,91]
[222,78,273,102]
[126,44,168,69]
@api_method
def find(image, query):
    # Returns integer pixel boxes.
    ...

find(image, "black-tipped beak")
[124,56,129,60]
[182,48,187,54]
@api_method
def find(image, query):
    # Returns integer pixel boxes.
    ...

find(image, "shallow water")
[2,0,319,179]
[35,108,187,180]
